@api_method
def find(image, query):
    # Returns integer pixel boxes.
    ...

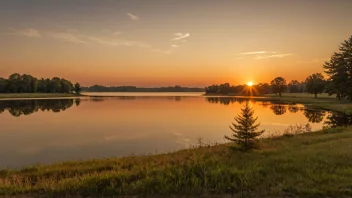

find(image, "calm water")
[0,95,350,168]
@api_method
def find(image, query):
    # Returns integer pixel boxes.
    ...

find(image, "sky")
[0,0,351,87]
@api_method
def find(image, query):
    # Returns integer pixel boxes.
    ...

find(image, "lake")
[0,93,350,168]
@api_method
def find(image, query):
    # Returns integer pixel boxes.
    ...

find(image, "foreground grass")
[266,93,352,115]
[1,127,352,197]
[0,93,80,99]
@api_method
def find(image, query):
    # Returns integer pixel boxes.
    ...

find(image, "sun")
[247,81,253,86]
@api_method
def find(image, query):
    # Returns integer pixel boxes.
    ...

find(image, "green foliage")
[270,77,287,97]
[225,101,264,151]
[0,73,77,94]
[305,73,326,98]
[74,82,82,94]
[324,35,352,100]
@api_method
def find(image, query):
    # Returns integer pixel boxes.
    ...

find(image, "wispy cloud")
[237,51,292,59]
[238,51,269,55]
[49,32,88,44]
[127,13,140,21]
[172,33,190,40]
[296,58,329,64]
[255,54,293,59]
[87,36,151,48]
[7,28,42,38]
[171,44,179,48]
[113,31,121,35]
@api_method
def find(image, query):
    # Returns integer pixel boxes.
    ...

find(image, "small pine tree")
[225,101,265,151]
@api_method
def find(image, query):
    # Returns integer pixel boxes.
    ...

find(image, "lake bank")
[204,93,352,115]
[0,93,81,99]
[0,126,351,197]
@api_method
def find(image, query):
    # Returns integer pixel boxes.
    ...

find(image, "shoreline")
[0,93,82,99]
[0,126,351,197]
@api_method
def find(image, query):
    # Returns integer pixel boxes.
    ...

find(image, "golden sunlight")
[247,81,253,86]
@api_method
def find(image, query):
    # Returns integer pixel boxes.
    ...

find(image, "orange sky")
[1,0,351,87]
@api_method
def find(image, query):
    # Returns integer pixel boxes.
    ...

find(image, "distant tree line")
[0,73,81,94]
[82,85,204,92]
[206,35,352,100]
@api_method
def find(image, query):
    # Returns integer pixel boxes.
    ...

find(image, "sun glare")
[247,81,253,86]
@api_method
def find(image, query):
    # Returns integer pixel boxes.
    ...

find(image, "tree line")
[0,73,81,94]
[83,85,204,92]
[206,35,352,100]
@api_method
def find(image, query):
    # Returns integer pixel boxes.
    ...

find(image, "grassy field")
[265,93,352,115]
[0,127,351,197]
[0,93,81,99]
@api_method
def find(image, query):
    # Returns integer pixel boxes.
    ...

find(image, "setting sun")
[247,81,253,86]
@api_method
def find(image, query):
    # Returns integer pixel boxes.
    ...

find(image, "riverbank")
[0,127,351,197]
[0,93,81,99]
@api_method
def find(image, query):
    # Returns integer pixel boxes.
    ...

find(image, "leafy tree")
[288,80,300,93]
[225,101,264,151]
[324,35,352,100]
[74,82,82,94]
[0,78,7,93]
[305,73,326,98]
[270,77,287,97]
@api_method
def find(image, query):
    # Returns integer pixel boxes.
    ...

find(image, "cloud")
[254,54,293,59]
[237,51,292,59]
[49,32,88,44]
[127,13,140,21]
[172,33,190,40]
[171,44,179,48]
[86,36,151,48]
[113,31,121,35]
[296,58,329,64]
[238,51,268,55]
[7,28,42,38]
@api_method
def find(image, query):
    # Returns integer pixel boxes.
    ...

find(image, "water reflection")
[288,105,304,113]
[324,113,352,128]
[0,99,76,117]
[270,105,287,115]
[303,109,326,123]
[206,97,246,105]
[0,96,351,168]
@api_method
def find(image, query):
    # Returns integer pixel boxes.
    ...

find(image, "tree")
[270,77,287,97]
[225,101,265,151]
[288,80,300,93]
[0,78,7,93]
[324,35,352,100]
[305,73,326,98]
[74,82,82,94]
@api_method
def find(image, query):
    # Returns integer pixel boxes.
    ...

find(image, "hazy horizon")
[1,0,352,87]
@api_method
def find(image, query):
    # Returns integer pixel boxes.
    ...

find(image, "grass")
[0,93,81,99]
[265,93,352,115]
[0,127,352,197]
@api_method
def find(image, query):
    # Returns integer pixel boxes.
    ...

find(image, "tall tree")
[225,101,264,151]
[324,35,352,100]
[74,82,82,94]
[270,77,287,97]
[305,73,326,98]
